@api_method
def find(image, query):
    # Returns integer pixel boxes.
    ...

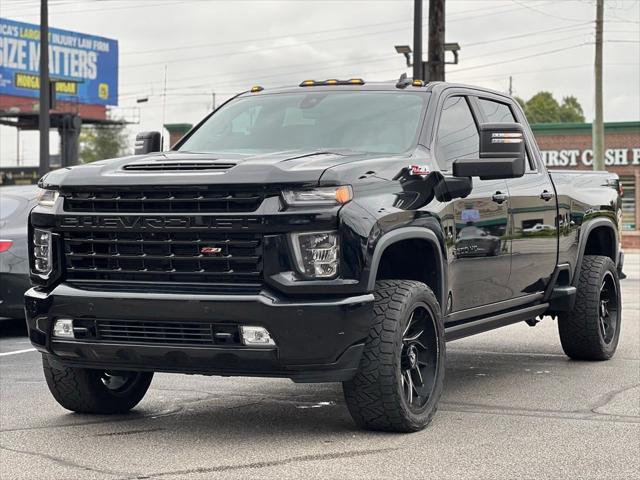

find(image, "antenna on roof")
[396,73,412,89]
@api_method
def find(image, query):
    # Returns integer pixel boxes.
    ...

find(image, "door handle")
[540,190,554,201]
[492,192,508,204]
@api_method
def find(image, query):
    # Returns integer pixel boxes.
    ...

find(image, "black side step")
[445,303,549,342]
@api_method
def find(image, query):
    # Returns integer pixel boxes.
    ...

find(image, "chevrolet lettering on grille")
[57,216,261,230]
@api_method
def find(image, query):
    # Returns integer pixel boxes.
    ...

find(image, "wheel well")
[375,239,442,305]
[583,225,616,262]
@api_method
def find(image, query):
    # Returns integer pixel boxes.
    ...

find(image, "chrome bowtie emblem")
[200,246,223,254]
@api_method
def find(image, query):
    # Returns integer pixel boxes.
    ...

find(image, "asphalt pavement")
[1,254,638,479]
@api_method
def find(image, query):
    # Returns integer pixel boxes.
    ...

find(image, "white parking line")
[0,348,36,357]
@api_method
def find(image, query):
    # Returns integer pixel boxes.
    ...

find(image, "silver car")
[0,185,38,319]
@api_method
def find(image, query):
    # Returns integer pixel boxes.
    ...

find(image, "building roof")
[531,121,640,136]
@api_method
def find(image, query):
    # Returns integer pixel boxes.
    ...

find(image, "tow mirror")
[452,122,526,180]
[134,131,162,155]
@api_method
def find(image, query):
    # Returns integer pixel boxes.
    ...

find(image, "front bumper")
[25,285,374,383]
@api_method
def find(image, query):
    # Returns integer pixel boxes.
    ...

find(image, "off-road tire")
[43,355,153,414]
[343,280,445,432]
[558,255,622,360]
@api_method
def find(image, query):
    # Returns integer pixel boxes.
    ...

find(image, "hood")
[40,150,389,188]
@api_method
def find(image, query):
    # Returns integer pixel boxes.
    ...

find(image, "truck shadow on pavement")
[56,348,620,438]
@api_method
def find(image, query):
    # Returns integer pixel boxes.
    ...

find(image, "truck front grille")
[63,230,263,288]
[94,319,241,346]
[63,187,265,213]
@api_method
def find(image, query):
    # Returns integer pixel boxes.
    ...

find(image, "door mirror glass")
[452,122,526,180]
[134,131,162,155]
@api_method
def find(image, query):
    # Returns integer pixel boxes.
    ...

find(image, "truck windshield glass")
[178,91,428,155]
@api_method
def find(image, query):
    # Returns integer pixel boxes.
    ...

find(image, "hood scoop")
[122,160,235,172]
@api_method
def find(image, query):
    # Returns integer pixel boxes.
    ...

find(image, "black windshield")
[178,91,429,155]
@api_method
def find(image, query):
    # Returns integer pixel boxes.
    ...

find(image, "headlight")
[33,229,53,276]
[37,189,59,208]
[282,185,352,207]
[290,231,339,278]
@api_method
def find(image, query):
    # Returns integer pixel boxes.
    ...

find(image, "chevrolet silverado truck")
[25,79,624,432]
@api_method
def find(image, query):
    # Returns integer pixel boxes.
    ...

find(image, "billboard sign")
[0,17,118,106]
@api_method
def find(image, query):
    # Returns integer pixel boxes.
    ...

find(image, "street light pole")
[38,0,50,177]
[413,0,423,80]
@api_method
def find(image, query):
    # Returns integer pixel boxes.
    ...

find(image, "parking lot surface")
[1,254,638,479]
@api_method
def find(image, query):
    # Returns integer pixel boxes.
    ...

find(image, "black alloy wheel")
[400,306,439,411]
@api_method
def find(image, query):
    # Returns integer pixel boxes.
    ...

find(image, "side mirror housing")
[434,176,472,202]
[452,123,526,180]
[134,131,162,155]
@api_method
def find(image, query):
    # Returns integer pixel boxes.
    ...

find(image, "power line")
[449,43,589,74]
[509,0,594,23]
[120,18,414,57]
[117,28,593,96]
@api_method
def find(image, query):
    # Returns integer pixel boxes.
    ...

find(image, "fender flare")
[573,217,619,285]
[366,227,447,307]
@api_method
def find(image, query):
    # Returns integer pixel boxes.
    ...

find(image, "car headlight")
[32,229,53,277]
[37,189,59,208]
[290,231,339,279]
[282,185,352,207]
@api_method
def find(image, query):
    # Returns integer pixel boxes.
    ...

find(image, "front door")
[434,95,512,313]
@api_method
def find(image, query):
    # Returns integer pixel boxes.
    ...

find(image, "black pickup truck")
[26,79,624,432]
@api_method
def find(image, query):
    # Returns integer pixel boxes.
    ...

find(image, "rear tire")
[343,280,445,432]
[43,355,153,414]
[558,255,621,360]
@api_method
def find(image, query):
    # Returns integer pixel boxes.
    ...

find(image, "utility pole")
[428,0,446,81]
[38,0,50,177]
[413,0,423,80]
[161,65,168,150]
[211,92,216,111]
[16,129,21,166]
[509,76,513,96]
[593,0,605,171]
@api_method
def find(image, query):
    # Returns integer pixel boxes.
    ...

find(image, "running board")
[445,303,549,342]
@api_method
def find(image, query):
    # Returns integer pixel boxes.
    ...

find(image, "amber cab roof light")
[299,78,365,87]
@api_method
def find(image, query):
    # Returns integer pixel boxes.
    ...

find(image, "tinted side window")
[435,96,479,171]
[478,98,536,171]
[478,98,516,123]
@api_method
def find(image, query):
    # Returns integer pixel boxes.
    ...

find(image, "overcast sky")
[1,0,639,165]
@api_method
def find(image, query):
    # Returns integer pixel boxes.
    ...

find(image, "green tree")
[558,95,585,123]
[79,123,129,163]
[518,91,585,124]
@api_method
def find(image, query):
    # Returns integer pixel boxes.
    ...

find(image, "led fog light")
[240,326,276,346]
[52,318,75,339]
[290,231,339,278]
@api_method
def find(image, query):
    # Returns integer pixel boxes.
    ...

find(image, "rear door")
[433,94,512,313]
[475,96,557,296]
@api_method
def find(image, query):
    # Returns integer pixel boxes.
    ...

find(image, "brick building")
[531,121,639,249]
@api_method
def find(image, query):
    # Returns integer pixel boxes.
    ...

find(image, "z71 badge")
[200,246,223,254]
[409,165,431,176]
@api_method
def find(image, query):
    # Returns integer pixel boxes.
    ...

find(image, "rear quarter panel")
[550,170,620,277]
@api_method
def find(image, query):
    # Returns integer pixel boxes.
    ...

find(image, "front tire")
[558,255,622,360]
[43,355,153,414]
[343,280,445,432]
